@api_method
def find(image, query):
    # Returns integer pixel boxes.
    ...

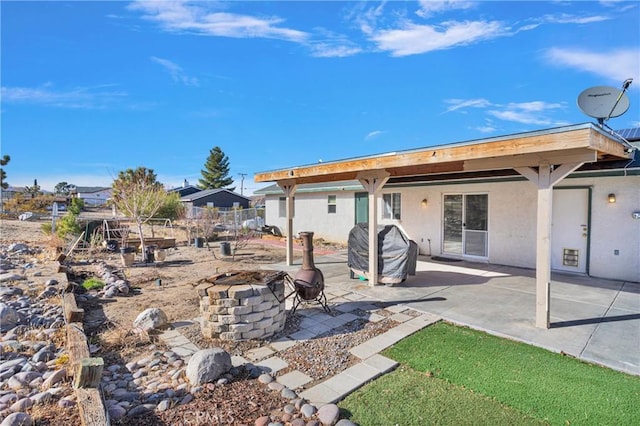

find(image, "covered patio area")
[268,251,640,376]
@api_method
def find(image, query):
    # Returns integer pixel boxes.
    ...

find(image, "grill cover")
[347,224,417,284]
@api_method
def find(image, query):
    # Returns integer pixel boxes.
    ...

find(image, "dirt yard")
[3,215,385,425]
[1,216,296,330]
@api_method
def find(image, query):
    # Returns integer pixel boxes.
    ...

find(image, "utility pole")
[238,173,247,196]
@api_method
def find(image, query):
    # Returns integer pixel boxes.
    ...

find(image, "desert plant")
[82,278,104,291]
[111,167,169,258]
[154,192,186,222]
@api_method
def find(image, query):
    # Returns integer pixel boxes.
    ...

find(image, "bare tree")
[111,167,167,260]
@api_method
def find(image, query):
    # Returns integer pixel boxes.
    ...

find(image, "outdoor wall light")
[608,193,616,203]
[421,198,428,207]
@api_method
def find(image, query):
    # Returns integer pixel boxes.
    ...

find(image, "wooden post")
[74,358,104,389]
[357,170,390,286]
[278,180,297,266]
[515,162,584,329]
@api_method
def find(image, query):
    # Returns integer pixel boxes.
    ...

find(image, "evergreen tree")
[198,146,235,190]
[0,155,10,190]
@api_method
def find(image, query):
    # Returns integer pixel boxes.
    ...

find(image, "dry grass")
[98,324,168,360]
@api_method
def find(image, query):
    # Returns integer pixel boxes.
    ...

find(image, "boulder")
[185,348,232,386]
[0,412,33,426]
[133,308,168,331]
[318,404,340,425]
[0,304,20,331]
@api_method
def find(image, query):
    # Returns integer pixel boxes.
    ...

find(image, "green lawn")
[340,322,640,425]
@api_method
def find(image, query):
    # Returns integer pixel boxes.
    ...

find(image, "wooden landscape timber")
[59,261,109,426]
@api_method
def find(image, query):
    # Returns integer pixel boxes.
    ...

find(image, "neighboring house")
[0,186,26,201]
[72,186,112,206]
[255,124,640,287]
[180,188,251,212]
[167,184,201,198]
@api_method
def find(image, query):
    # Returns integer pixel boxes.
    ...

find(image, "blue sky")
[2,1,639,195]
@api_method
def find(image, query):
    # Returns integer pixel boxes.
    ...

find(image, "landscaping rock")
[0,412,33,426]
[133,308,168,331]
[0,303,20,331]
[318,404,340,425]
[185,348,232,386]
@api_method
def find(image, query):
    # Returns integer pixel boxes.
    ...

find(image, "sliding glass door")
[443,194,488,258]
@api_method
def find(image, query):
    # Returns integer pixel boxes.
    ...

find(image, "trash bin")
[194,237,205,248]
[145,245,157,263]
[106,240,119,252]
[120,246,134,254]
[220,241,231,256]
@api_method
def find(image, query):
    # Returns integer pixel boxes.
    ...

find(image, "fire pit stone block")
[197,270,286,341]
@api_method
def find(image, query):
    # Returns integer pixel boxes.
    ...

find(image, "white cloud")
[1,84,126,109]
[540,13,610,24]
[150,56,199,86]
[309,43,362,58]
[416,0,475,18]
[445,98,569,126]
[370,20,506,56]
[365,130,385,141]
[129,0,308,43]
[488,101,568,126]
[544,48,639,84]
[444,98,492,113]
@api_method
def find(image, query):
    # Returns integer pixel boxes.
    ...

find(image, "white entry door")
[552,188,589,273]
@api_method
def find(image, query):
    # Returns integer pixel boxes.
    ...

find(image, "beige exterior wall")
[263,173,639,283]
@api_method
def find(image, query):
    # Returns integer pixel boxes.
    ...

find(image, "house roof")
[73,186,111,193]
[180,188,251,202]
[167,184,200,193]
[254,123,633,186]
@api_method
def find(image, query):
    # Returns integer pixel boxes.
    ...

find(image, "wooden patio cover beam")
[254,126,631,185]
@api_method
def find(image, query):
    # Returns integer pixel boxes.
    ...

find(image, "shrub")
[82,278,104,291]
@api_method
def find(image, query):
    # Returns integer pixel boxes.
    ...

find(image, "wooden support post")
[536,164,552,329]
[278,180,297,266]
[357,170,390,286]
[515,162,584,329]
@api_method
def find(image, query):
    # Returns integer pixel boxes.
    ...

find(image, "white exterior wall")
[561,175,639,282]
[263,173,639,282]
[78,189,112,206]
[394,181,537,268]
[264,191,358,243]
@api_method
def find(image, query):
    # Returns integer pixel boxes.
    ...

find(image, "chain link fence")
[185,206,265,240]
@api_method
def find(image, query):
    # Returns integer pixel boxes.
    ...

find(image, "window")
[382,193,401,220]
[327,195,337,214]
[278,197,295,217]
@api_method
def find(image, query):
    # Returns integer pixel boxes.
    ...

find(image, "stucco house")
[71,186,112,206]
[254,123,639,328]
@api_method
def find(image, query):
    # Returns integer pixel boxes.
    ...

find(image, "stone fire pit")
[196,270,287,341]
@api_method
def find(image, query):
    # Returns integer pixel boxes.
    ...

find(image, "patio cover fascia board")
[254,123,633,330]
[254,123,632,185]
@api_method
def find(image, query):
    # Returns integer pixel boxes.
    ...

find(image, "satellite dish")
[577,85,630,123]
